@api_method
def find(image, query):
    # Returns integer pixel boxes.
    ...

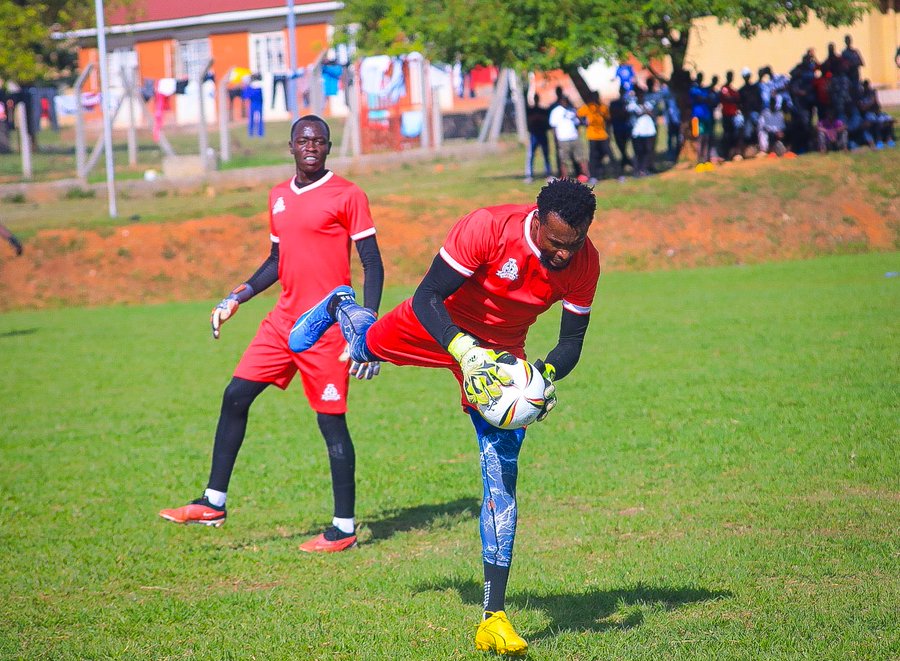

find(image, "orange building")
[63,0,344,127]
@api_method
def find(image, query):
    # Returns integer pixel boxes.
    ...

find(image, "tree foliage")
[338,0,872,100]
[0,0,128,85]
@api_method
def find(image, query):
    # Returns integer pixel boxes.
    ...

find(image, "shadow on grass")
[416,577,730,636]
[227,497,479,549]
[362,497,480,541]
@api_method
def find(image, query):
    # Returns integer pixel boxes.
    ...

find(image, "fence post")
[123,65,138,166]
[218,67,234,164]
[74,63,94,180]
[15,103,32,180]
[198,59,214,171]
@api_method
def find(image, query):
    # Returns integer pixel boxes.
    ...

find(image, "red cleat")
[299,526,358,553]
[159,496,226,527]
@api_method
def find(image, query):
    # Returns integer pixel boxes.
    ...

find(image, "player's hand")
[210,296,240,339]
[210,284,254,339]
[533,359,558,422]
[448,333,513,406]
[350,359,380,380]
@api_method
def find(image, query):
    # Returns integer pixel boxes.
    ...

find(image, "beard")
[539,253,568,271]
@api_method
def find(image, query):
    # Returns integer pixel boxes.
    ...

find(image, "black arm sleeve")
[542,308,591,381]
[355,235,384,314]
[411,255,468,349]
[243,241,280,298]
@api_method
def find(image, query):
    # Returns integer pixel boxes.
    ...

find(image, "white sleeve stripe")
[270,234,280,243]
[439,247,474,277]
[351,227,377,241]
[562,300,592,315]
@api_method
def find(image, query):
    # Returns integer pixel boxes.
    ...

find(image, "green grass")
[4,137,898,245]
[1,252,898,659]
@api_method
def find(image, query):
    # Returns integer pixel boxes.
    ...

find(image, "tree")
[338,0,871,105]
[610,1,872,113]
[0,0,128,152]
[0,0,104,85]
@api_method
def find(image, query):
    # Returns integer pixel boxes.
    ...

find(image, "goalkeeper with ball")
[159,116,384,553]
[290,178,599,655]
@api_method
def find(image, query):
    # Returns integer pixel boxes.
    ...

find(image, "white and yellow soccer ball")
[477,354,546,430]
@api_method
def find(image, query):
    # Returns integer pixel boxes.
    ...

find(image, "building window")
[249,31,287,75]
[108,48,138,89]
[177,38,211,80]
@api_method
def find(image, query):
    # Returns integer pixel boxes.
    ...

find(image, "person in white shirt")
[549,96,589,181]
[627,90,658,176]
[758,97,787,154]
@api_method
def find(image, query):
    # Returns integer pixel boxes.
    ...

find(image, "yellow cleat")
[475,611,528,656]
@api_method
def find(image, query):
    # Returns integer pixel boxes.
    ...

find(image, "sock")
[204,488,227,507]
[333,516,355,534]
[483,561,510,617]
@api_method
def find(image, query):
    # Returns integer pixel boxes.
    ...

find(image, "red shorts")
[234,312,349,414]
[365,300,526,410]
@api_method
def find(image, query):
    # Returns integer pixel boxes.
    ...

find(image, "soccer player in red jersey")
[290,178,599,654]
[159,116,384,553]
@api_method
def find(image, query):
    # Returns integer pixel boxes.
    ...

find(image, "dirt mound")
[0,181,896,312]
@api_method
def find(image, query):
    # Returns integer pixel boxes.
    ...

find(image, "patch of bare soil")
[0,174,896,312]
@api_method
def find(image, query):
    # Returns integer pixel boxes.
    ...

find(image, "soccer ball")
[477,355,546,430]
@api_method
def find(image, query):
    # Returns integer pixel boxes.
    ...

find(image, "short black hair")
[290,114,331,142]
[536,178,596,230]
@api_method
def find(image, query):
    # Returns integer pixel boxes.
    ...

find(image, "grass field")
[1,251,898,659]
[2,136,898,243]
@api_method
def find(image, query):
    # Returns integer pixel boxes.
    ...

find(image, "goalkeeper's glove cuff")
[533,359,556,382]
[533,359,558,422]
[447,332,478,362]
[229,283,255,303]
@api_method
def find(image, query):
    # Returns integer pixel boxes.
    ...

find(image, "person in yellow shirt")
[576,91,614,185]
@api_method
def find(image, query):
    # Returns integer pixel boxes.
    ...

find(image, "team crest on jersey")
[495,258,519,281]
[321,384,341,401]
[272,196,286,215]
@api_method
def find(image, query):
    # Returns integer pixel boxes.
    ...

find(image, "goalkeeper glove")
[532,359,558,422]
[210,284,253,339]
[350,359,381,380]
[447,333,513,407]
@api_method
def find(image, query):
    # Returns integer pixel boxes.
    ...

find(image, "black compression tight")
[206,378,355,521]
[316,412,356,519]
[207,377,268,492]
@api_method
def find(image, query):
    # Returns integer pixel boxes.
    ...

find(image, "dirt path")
[0,176,896,312]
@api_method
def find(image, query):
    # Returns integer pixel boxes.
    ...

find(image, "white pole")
[94,0,117,217]
[15,103,32,180]
[219,66,233,163]
[74,63,94,180]
[286,0,299,122]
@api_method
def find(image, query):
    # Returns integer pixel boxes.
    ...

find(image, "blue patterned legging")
[469,410,525,568]
[337,299,526,567]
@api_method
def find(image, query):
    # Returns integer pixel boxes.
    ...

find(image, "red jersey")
[268,171,376,325]
[719,84,740,118]
[439,204,599,351]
